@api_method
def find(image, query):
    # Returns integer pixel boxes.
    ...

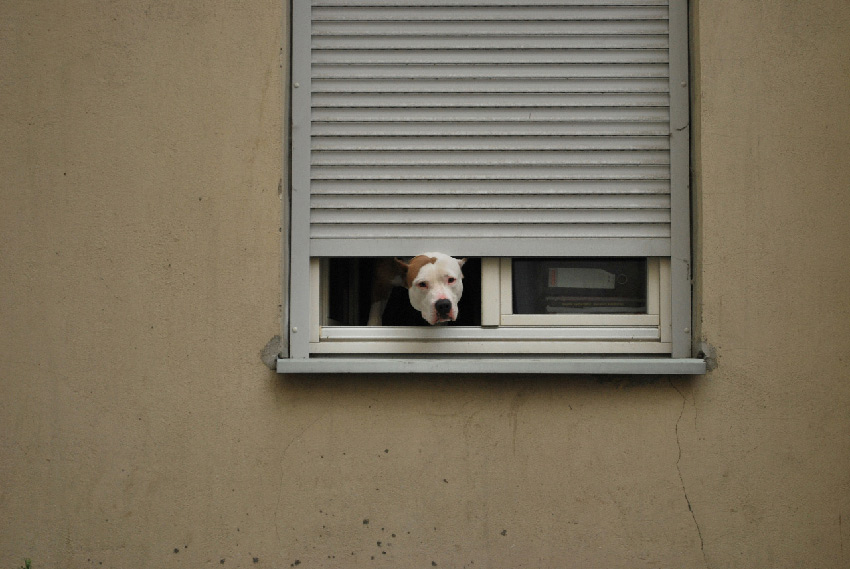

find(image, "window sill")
[276,356,706,375]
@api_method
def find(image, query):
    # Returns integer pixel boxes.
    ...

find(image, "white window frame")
[305,256,673,356]
[494,257,668,329]
[277,0,705,374]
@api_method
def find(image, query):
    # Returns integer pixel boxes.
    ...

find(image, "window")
[278,0,705,374]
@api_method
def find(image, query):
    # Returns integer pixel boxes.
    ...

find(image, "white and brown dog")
[368,253,466,326]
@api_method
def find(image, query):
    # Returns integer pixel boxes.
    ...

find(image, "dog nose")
[435,299,452,317]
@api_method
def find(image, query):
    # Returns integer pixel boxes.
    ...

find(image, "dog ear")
[394,258,411,287]
[456,258,467,279]
[394,257,409,272]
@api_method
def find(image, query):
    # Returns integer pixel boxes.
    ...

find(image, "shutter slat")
[311,122,670,137]
[313,21,668,37]
[313,63,670,80]
[311,224,670,239]
[314,0,667,5]
[314,36,668,50]
[313,107,670,122]
[312,77,670,93]
[312,150,670,166]
[312,165,670,181]
[314,0,667,6]
[313,136,670,151]
[313,194,671,209]
[312,209,670,224]
[313,93,669,108]
[313,49,669,65]
[313,6,668,21]
[312,180,670,195]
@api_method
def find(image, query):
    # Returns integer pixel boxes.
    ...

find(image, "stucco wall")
[2,2,848,568]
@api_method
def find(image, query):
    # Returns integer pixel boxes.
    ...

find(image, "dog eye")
[447,277,456,284]
[417,281,428,288]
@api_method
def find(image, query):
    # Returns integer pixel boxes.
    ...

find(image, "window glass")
[512,258,647,315]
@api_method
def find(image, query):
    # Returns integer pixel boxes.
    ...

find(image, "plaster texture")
[2,1,849,568]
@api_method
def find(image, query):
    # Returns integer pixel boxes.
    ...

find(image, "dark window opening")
[326,257,482,326]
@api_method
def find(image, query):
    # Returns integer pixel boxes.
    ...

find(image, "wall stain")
[508,389,527,455]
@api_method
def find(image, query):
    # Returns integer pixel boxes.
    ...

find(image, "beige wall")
[2,1,848,567]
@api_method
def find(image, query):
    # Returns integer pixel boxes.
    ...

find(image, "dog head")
[397,253,466,325]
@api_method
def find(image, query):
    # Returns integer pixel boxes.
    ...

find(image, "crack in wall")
[670,380,708,568]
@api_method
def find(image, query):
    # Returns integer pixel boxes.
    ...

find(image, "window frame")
[495,257,666,328]
[277,0,705,374]
[309,256,673,356]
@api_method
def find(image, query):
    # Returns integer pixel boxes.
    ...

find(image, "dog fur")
[367,253,466,326]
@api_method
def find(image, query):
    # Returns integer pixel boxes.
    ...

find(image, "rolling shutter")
[291,0,683,258]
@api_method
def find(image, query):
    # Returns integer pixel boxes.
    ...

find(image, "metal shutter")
[291,0,685,258]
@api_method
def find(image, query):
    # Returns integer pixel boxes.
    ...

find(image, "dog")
[367,253,466,326]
